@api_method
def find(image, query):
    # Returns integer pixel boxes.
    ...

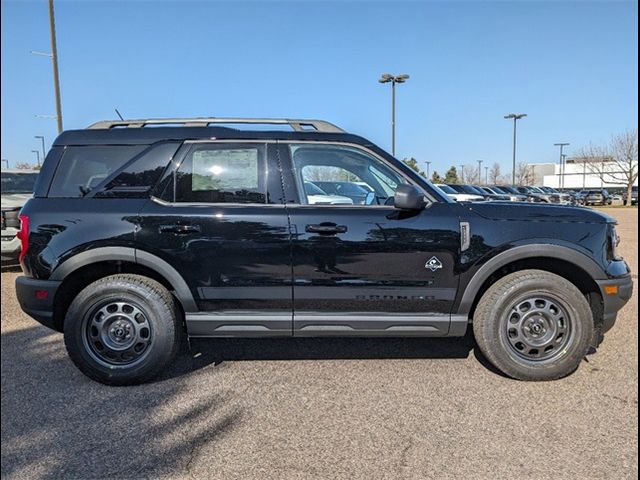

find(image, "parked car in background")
[303,182,353,205]
[486,185,528,202]
[435,184,484,202]
[623,186,638,205]
[1,169,39,266]
[446,184,504,201]
[584,189,612,206]
[475,186,518,202]
[313,181,371,204]
[538,186,574,205]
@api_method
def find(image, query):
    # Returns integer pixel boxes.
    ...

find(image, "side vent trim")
[460,222,471,252]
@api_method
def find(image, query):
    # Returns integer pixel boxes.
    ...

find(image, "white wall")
[527,161,639,189]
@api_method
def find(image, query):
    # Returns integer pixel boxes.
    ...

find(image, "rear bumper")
[15,276,62,332]
[596,274,634,334]
[1,234,20,266]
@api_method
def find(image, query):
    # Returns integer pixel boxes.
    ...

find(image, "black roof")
[53,126,374,147]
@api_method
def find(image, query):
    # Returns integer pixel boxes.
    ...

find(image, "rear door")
[279,142,461,336]
[136,140,293,336]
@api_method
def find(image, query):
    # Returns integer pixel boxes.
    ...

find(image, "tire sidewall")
[64,277,176,385]
[479,273,593,380]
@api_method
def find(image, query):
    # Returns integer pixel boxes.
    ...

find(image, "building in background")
[525,157,638,190]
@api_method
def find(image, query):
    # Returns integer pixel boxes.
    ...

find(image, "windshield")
[1,172,38,194]
[436,184,457,194]
[491,186,508,194]
[462,185,484,195]
[304,182,328,196]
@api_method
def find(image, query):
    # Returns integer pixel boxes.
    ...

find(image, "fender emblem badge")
[425,256,443,272]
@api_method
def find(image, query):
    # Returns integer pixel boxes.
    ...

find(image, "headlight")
[609,224,621,260]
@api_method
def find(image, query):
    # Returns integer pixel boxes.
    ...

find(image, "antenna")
[115,108,124,121]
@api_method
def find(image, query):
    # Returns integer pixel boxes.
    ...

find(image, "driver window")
[290,144,403,206]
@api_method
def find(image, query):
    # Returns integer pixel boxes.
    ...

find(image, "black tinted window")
[49,145,146,198]
[1,172,39,193]
[95,142,179,198]
[175,143,267,203]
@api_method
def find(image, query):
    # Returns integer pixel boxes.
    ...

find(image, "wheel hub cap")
[85,301,152,366]
[505,296,572,361]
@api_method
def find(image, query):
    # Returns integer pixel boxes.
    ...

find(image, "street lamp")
[485,166,489,185]
[31,150,40,167]
[35,135,46,160]
[425,161,432,179]
[378,73,410,156]
[554,142,570,189]
[459,164,465,183]
[561,154,567,189]
[504,113,527,184]
[30,0,63,133]
[477,160,483,184]
[1,159,9,169]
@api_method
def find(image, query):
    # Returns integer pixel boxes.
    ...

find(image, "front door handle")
[159,224,201,235]
[305,223,348,235]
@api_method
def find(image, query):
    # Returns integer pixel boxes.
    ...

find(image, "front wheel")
[473,270,593,381]
[64,274,181,385]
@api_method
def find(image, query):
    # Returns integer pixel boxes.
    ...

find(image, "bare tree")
[14,162,37,170]
[463,164,480,184]
[579,129,638,205]
[488,162,502,185]
[515,162,534,186]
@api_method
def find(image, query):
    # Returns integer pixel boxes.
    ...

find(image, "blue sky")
[1,0,638,176]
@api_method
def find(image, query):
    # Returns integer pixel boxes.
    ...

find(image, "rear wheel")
[473,270,593,381]
[64,274,181,385]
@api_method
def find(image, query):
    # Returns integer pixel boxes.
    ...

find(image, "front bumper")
[596,274,634,333]
[1,232,20,266]
[15,276,62,332]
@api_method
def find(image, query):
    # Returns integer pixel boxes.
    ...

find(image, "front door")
[137,141,293,336]
[279,142,461,336]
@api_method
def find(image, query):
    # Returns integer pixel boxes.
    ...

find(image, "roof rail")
[87,117,345,133]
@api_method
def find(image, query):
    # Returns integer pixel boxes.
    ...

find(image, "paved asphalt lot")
[1,208,637,480]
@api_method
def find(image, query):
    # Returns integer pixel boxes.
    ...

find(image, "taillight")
[16,214,29,263]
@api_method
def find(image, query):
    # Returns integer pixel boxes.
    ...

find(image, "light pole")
[561,154,567,189]
[31,0,63,133]
[504,113,527,184]
[459,164,465,183]
[485,166,489,185]
[1,159,9,169]
[425,161,432,179]
[554,143,569,189]
[31,150,41,167]
[378,73,409,156]
[477,160,483,184]
[35,135,46,160]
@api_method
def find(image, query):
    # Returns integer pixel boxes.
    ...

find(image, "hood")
[467,202,615,224]
[1,193,32,210]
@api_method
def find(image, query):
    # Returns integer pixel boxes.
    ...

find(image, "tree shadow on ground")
[1,326,242,479]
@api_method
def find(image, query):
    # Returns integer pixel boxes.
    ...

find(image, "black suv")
[15,118,633,385]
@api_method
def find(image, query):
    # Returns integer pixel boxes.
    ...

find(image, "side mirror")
[394,184,426,210]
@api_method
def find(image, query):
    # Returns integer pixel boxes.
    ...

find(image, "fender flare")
[50,246,198,312]
[457,244,606,315]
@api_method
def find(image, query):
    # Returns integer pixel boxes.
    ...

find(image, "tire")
[473,270,593,381]
[64,274,181,386]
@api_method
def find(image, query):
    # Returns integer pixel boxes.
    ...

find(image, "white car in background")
[304,182,353,205]
[2,169,39,266]
[435,184,484,202]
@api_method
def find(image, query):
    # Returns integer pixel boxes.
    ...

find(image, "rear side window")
[49,145,146,198]
[174,143,267,203]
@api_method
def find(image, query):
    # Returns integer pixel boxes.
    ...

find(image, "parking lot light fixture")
[378,73,410,156]
[554,143,570,189]
[31,150,41,167]
[35,136,46,159]
[504,113,527,184]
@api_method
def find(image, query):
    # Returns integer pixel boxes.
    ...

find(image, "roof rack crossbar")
[87,117,345,133]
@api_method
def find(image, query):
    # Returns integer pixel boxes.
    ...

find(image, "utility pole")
[378,73,410,156]
[554,142,569,189]
[504,113,527,184]
[49,0,63,133]
[477,160,483,184]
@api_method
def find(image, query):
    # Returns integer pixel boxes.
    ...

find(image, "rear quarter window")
[48,145,147,198]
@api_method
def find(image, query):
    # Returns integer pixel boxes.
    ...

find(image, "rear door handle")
[159,224,201,234]
[305,223,348,235]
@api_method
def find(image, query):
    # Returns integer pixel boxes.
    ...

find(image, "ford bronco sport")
[15,118,633,385]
